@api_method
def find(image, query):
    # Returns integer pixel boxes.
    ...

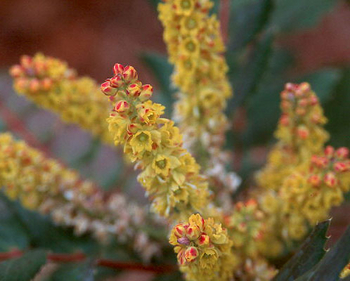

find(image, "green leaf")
[269,0,338,33]
[0,250,47,281]
[229,0,274,51]
[273,220,330,281]
[240,48,293,147]
[12,200,99,254]
[324,68,350,148]
[296,223,350,281]
[0,195,29,251]
[45,262,95,281]
[229,29,275,111]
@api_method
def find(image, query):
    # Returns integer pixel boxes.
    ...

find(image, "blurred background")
[0,0,350,279]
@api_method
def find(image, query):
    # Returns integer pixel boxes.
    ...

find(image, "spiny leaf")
[0,194,30,251]
[0,250,47,281]
[296,224,350,281]
[273,220,331,281]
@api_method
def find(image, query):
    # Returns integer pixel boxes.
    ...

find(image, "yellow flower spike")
[0,132,163,262]
[169,214,235,281]
[158,0,241,211]
[10,53,113,144]
[101,63,212,220]
[257,82,329,191]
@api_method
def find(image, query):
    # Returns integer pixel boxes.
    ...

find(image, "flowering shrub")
[1,0,350,280]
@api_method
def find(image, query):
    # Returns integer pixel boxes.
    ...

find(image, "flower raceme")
[169,214,235,281]
[257,82,329,191]
[10,53,113,144]
[100,63,210,220]
[0,132,163,261]
[158,0,240,211]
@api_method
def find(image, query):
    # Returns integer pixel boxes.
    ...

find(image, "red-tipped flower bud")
[113,63,124,75]
[114,100,129,114]
[324,146,335,157]
[336,147,349,160]
[9,65,23,78]
[29,79,40,92]
[309,174,321,187]
[297,126,309,139]
[122,66,138,83]
[101,80,114,96]
[184,247,198,262]
[127,83,142,97]
[334,162,348,173]
[110,75,124,88]
[139,84,153,101]
[324,172,337,187]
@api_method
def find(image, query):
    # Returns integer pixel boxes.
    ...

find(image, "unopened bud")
[309,174,321,187]
[110,74,124,88]
[297,126,309,139]
[139,84,153,101]
[113,63,124,75]
[29,79,40,92]
[9,65,23,78]
[123,65,138,83]
[334,162,348,173]
[336,147,349,160]
[101,80,115,96]
[324,172,337,187]
[114,100,129,114]
[184,247,198,262]
[127,83,142,97]
[324,146,335,157]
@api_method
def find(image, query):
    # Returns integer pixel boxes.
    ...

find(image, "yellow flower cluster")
[169,214,236,281]
[255,82,350,258]
[257,82,329,191]
[158,0,240,210]
[225,199,265,258]
[10,53,113,144]
[0,132,163,261]
[100,63,210,220]
[280,146,350,230]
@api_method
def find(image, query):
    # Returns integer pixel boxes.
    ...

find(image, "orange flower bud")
[9,65,23,78]
[334,162,348,173]
[42,78,53,91]
[336,147,349,160]
[20,55,32,68]
[324,146,335,157]
[113,63,124,75]
[29,79,40,92]
[110,75,124,88]
[308,174,321,187]
[198,234,210,245]
[101,80,114,96]
[324,172,337,187]
[114,100,129,114]
[184,246,198,262]
[297,126,309,139]
[139,84,153,101]
[127,83,142,97]
[122,65,138,83]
